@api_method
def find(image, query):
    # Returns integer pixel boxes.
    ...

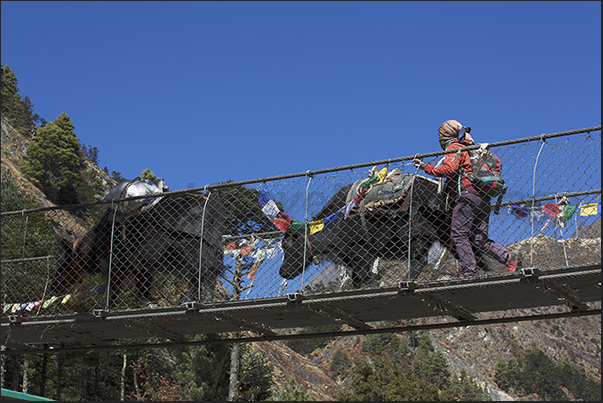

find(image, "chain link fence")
[2,127,600,318]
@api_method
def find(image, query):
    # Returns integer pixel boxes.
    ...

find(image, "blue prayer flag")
[259,186,271,207]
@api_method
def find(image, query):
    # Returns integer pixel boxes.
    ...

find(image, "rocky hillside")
[1,118,600,400]
[1,117,117,240]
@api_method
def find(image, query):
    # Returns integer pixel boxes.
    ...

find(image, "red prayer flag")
[542,203,559,217]
[247,266,258,281]
[353,189,367,205]
[240,244,252,256]
[273,212,292,232]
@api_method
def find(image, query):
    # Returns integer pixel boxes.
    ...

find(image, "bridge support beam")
[420,294,477,322]
[126,320,188,342]
[306,303,373,330]
[520,268,592,311]
[49,328,106,346]
[210,312,276,337]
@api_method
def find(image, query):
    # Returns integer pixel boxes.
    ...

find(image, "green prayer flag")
[559,205,577,223]
[361,175,380,189]
[288,221,306,235]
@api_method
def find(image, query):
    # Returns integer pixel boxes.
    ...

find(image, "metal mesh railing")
[1,127,600,317]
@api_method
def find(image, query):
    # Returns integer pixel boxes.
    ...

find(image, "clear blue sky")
[2,1,601,192]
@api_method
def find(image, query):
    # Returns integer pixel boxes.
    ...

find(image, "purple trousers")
[451,190,510,275]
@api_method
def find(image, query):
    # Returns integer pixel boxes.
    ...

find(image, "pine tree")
[1,65,43,136]
[494,357,512,391]
[329,349,351,381]
[0,176,56,260]
[363,331,409,361]
[520,344,565,400]
[20,113,84,204]
[446,369,492,401]
[338,355,440,401]
[237,346,274,401]
[170,334,232,400]
[140,168,156,181]
[412,331,451,390]
[556,359,601,401]
[216,180,282,236]
[275,377,312,401]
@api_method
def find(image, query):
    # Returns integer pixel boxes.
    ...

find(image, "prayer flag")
[308,220,325,235]
[558,205,577,223]
[240,244,252,256]
[288,220,306,235]
[274,212,293,233]
[42,296,59,308]
[248,248,267,280]
[353,188,367,204]
[323,211,339,225]
[261,199,280,222]
[509,205,529,219]
[531,208,545,221]
[580,203,599,216]
[247,265,258,281]
[542,203,559,217]
[259,186,271,207]
[377,164,389,183]
[361,175,380,189]
[344,189,367,219]
[343,199,355,219]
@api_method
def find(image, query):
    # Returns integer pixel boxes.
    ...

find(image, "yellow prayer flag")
[580,203,598,216]
[378,164,389,183]
[308,220,325,235]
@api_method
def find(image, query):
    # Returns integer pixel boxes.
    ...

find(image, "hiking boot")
[458,270,478,279]
[506,251,522,272]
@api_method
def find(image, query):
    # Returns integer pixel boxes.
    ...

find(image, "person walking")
[412,119,521,277]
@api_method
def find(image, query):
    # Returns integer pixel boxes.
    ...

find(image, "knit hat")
[438,119,463,138]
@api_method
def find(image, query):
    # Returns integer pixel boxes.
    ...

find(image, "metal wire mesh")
[1,128,600,318]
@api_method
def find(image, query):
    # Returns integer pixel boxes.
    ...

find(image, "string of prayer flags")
[509,198,598,234]
[580,203,599,216]
[224,235,260,258]
[259,186,294,233]
[1,284,108,315]
[259,164,389,235]
[223,235,280,282]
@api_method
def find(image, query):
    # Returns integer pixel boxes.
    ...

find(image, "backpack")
[460,144,508,213]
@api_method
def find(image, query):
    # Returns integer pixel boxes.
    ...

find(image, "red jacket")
[423,140,478,199]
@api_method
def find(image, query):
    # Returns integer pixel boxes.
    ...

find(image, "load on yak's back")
[51,178,225,307]
[103,177,170,216]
